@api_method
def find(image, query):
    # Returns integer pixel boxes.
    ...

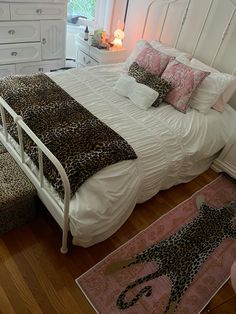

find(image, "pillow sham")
[190,58,236,112]
[124,40,149,69]
[135,45,173,76]
[161,59,210,113]
[190,71,236,114]
[128,61,148,83]
[114,75,159,110]
[124,39,191,70]
[150,40,191,59]
[128,62,172,107]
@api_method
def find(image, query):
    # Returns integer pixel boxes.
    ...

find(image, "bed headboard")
[124,0,236,109]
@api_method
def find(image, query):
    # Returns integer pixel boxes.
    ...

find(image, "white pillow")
[124,40,149,69]
[176,57,236,114]
[150,40,191,59]
[190,58,236,113]
[113,75,136,96]
[190,71,235,114]
[114,75,159,110]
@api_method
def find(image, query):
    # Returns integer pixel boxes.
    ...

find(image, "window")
[67,0,97,23]
[67,0,114,34]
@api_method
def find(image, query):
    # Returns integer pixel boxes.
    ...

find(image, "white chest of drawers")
[0,0,67,77]
[212,137,236,179]
[75,36,129,67]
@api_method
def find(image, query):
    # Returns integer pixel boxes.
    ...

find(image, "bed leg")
[60,230,69,254]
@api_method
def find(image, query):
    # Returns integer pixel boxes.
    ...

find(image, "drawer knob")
[42,38,47,45]
[11,52,17,57]
[38,68,44,72]
[36,8,43,14]
[8,29,16,35]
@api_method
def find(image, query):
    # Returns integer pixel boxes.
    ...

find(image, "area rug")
[76,175,236,314]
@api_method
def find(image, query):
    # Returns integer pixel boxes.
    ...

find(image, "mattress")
[35,63,236,246]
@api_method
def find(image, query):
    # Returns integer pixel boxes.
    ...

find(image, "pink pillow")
[135,45,173,76]
[161,60,210,113]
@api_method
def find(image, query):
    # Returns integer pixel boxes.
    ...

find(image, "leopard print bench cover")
[0,152,36,235]
[0,142,6,154]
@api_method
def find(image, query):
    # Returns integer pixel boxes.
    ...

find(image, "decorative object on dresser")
[212,136,236,179]
[0,0,67,77]
[75,35,128,67]
[76,175,236,314]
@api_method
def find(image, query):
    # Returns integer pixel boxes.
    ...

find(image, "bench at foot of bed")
[0,150,37,235]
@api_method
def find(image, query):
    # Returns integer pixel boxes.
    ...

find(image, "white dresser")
[212,137,236,179]
[0,0,67,77]
[76,36,129,67]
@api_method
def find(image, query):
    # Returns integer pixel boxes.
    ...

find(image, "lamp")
[113,28,125,49]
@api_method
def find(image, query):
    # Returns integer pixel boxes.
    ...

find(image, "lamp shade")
[113,29,124,48]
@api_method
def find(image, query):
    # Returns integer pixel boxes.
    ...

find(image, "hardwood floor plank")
[0,284,15,314]
[0,239,43,313]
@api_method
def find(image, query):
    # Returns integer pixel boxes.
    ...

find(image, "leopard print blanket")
[0,73,137,198]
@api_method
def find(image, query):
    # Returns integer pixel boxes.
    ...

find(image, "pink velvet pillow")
[135,44,173,76]
[161,60,210,113]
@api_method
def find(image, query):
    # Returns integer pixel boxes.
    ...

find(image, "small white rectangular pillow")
[114,75,159,110]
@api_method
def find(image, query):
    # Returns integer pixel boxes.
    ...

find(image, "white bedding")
[44,63,236,247]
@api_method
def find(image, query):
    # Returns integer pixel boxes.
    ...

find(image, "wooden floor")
[0,168,236,313]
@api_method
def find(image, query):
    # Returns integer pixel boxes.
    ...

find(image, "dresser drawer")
[76,37,90,55]
[0,3,10,21]
[10,3,66,20]
[16,59,65,74]
[77,51,98,67]
[0,21,40,44]
[0,43,41,65]
[0,64,15,78]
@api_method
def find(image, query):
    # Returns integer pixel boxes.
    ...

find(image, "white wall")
[122,0,153,52]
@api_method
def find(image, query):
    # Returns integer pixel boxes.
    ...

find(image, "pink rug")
[76,175,236,313]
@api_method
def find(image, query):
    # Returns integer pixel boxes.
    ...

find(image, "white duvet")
[46,63,236,247]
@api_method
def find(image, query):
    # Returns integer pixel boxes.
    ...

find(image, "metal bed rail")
[0,96,71,254]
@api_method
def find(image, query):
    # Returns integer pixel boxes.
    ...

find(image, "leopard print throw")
[0,73,137,198]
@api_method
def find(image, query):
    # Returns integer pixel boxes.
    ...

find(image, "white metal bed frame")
[0,0,236,253]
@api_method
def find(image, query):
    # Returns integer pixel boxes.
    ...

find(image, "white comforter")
[47,63,236,247]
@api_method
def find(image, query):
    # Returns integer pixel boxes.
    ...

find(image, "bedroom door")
[41,20,66,60]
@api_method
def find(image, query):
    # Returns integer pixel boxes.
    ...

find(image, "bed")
[1,0,236,253]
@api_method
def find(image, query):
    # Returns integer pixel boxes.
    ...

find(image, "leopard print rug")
[0,73,137,198]
[112,197,236,313]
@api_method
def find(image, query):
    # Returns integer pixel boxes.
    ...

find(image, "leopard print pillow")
[128,62,148,83]
[128,62,172,107]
